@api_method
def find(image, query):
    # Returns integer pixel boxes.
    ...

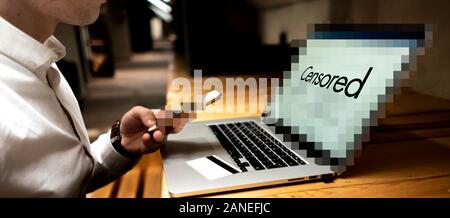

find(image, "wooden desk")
[87,80,450,198]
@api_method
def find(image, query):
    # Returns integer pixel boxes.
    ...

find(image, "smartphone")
[147,90,222,138]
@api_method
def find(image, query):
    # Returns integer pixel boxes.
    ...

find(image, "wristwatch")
[110,120,140,159]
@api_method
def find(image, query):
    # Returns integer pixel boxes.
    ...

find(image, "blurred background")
[54,0,450,140]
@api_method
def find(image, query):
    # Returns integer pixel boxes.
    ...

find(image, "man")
[0,0,184,197]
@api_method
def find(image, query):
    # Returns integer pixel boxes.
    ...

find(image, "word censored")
[300,66,373,99]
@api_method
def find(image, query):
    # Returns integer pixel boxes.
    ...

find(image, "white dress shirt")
[0,17,138,197]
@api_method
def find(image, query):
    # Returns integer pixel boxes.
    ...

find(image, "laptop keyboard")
[209,121,306,172]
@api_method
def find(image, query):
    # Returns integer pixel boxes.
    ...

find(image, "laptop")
[161,24,431,197]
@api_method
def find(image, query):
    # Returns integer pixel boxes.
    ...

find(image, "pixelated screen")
[266,24,431,173]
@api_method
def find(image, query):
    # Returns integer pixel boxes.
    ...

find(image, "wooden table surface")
[87,80,450,198]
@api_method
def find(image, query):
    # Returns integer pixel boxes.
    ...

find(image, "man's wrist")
[110,120,141,159]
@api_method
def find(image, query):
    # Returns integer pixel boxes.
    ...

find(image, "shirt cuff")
[90,130,141,176]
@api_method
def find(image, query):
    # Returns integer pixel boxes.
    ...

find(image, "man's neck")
[0,1,57,43]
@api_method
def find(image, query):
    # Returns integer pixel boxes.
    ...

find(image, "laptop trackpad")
[164,137,215,158]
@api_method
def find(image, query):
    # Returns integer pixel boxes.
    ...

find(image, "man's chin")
[66,10,101,26]
[86,13,101,25]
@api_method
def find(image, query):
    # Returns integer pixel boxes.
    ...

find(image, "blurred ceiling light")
[149,5,173,23]
[147,0,172,13]
[147,0,172,23]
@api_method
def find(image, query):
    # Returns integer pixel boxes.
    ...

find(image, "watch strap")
[110,120,140,159]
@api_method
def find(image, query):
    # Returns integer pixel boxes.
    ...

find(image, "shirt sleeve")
[85,130,141,192]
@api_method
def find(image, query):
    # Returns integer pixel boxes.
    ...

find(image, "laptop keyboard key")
[209,121,307,172]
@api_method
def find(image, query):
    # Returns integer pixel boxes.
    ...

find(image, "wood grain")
[116,169,141,198]
[86,181,116,198]
[143,151,164,198]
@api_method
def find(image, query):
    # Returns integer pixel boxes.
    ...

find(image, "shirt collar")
[0,16,66,82]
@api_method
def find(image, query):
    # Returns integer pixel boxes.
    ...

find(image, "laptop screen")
[266,24,432,173]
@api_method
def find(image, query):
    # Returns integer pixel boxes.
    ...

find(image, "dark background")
[172,0,293,75]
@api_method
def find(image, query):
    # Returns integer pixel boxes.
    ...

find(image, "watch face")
[111,135,120,144]
[111,121,121,139]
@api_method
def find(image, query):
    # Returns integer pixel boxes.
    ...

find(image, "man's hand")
[119,106,190,156]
